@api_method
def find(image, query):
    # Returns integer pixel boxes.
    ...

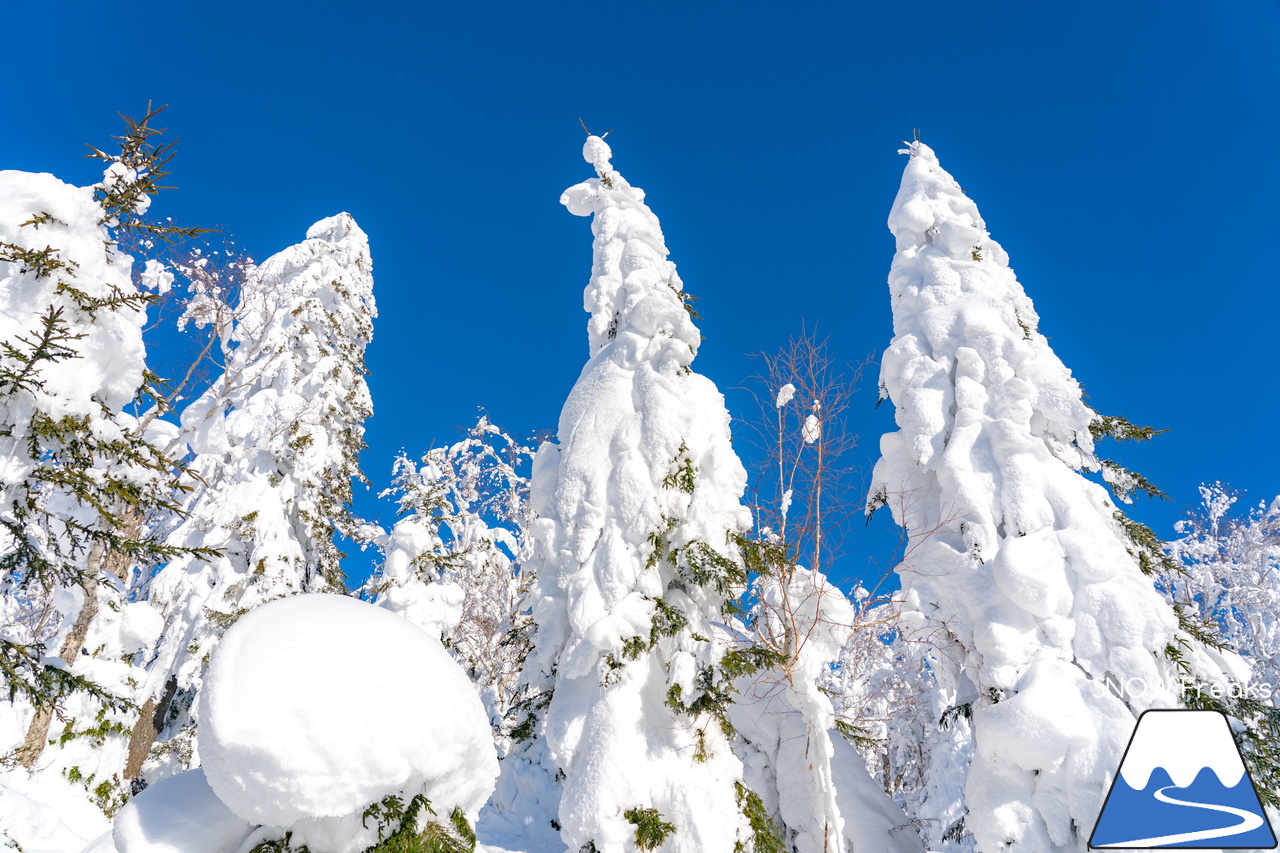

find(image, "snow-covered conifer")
[367,415,534,737]
[867,141,1240,852]
[489,136,758,853]
[0,106,208,841]
[133,213,376,781]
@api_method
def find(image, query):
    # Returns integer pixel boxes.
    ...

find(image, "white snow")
[801,413,821,444]
[118,602,164,654]
[0,774,110,853]
[0,171,146,420]
[112,769,254,853]
[829,735,926,853]
[138,259,173,294]
[200,593,497,853]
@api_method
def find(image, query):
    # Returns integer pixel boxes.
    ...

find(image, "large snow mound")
[200,593,498,852]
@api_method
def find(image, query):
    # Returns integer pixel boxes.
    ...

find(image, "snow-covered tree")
[366,414,534,739]
[488,135,761,853]
[0,106,212,839]
[824,584,916,790]
[729,334,919,853]
[1164,483,1280,803]
[867,140,1242,852]
[728,564,857,853]
[131,212,376,783]
[1166,484,1280,690]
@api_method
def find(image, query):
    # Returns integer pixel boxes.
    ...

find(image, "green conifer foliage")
[1,106,213,768]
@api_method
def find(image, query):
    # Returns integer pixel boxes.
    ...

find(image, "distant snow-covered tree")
[1164,482,1280,803]
[488,135,760,853]
[1166,484,1280,688]
[867,140,1244,852]
[366,414,534,740]
[131,213,376,783]
[824,584,917,788]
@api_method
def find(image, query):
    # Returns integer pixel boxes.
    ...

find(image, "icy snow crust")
[200,594,497,853]
[869,142,1193,852]
[492,137,755,853]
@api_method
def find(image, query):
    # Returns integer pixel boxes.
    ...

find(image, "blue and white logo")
[1090,709,1276,849]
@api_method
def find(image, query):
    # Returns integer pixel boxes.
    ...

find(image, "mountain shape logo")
[1090,709,1276,849]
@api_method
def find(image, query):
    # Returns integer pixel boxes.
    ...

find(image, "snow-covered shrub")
[1167,484,1280,690]
[113,593,498,853]
[730,568,922,853]
[824,585,917,790]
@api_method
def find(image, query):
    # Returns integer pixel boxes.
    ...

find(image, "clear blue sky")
[5,1,1279,588]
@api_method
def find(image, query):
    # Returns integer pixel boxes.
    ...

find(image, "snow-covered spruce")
[486,136,757,853]
[867,141,1239,852]
[112,594,497,853]
[135,214,376,782]
[0,162,194,847]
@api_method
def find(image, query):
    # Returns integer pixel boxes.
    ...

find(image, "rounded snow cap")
[898,140,938,162]
[305,211,365,244]
[583,135,613,175]
[199,593,497,850]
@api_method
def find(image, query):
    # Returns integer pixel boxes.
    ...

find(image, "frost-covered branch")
[366,415,535,742]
